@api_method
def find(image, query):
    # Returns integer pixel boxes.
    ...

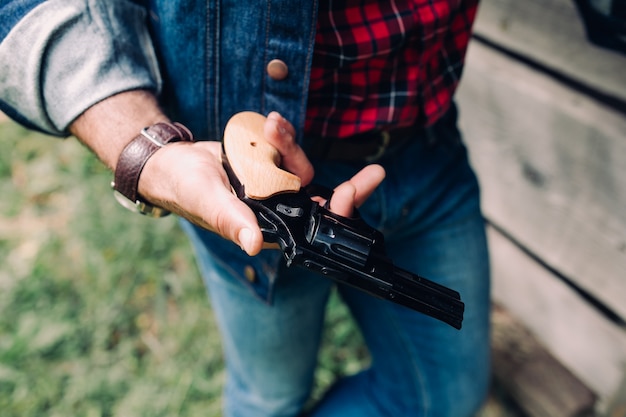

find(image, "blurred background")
[455,0,626,416]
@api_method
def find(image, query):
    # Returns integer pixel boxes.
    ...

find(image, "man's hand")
[71,91,385,256]
[262,111,386,219]
[326,164,386,217]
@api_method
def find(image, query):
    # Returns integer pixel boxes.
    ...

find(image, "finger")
[264,111,315,186]
[349,164,386,207]
[328,164,386,217]
[187,199,264,256]
[197,184,265,256]
[328,181,357,217]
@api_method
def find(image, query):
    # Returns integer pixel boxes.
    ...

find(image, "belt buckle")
[366,131,391,162]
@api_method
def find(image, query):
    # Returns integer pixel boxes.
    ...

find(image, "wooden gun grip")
[223,112,301,199]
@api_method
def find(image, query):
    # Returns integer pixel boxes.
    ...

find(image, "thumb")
[180,175,265,256]
[213,192,265,256]
[237,227,263,256]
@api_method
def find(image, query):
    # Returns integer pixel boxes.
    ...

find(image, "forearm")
[68,89,196,224]
[69,90,170,170]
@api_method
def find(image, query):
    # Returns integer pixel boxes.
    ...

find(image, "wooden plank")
[473,0,626,103]
[607,370,626,417]
[491,303,596,417]
[486,226,626,408]
[456,40,626,321]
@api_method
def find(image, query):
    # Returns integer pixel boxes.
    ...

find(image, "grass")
[0,119,521,416]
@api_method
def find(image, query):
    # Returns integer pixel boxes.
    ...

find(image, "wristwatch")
[112,122,194,217]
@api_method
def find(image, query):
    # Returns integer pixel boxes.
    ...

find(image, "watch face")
[113,190,171,218]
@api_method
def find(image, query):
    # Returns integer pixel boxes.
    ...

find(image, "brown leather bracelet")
[112,122,194,217]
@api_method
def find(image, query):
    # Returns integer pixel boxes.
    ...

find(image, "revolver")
[222,112,465,329]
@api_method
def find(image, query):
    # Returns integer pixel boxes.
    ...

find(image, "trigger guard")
[304,184,333,201]
[304,183,362,220]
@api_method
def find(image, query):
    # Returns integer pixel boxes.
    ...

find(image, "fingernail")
[277,124,287,135]
[266,112,285,134]
[274,118,288,135]
[238,228,254,253]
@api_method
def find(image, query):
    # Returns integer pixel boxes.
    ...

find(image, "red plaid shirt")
[305,0,479,139]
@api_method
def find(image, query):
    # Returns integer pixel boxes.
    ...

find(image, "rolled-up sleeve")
[0,0,162,136]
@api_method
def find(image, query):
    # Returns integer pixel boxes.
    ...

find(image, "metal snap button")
[267,59,289,80]
[244,265,256,283]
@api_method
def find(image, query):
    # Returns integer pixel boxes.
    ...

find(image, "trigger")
[304,184,333,201]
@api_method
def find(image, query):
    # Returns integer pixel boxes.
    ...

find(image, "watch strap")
[113,122,194,216]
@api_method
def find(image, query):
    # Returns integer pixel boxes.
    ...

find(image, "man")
[0,1,491,416]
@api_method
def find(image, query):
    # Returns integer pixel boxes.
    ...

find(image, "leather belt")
[305,104,458,162]
[305,124,419,162]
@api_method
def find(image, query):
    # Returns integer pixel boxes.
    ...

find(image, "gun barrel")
[296,244,465,329]
[387,266,465,329]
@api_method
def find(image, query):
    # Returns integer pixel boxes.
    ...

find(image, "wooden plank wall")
[456,0,626,413]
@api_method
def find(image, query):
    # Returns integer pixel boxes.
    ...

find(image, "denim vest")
[147,0,319,142]
[144,1,321,303]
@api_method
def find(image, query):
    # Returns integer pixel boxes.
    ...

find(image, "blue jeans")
[181,110,491,417]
